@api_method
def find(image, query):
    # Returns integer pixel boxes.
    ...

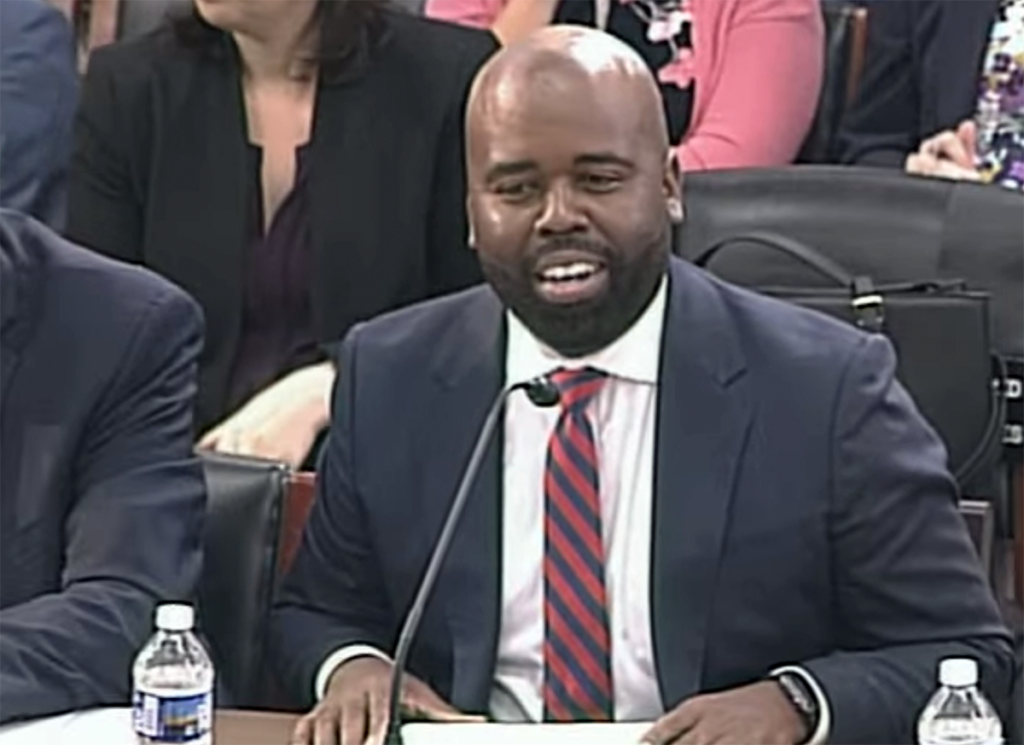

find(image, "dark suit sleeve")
[65,48,144,262]
[0,289,207,724]
[0,0,78,230]
[424,32,496,295]
[269,327,396,706]
[799,335,1014,744]
[836,0,919,167]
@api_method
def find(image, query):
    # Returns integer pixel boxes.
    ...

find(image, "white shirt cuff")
[314,644,392,701]
[770,665,831,745]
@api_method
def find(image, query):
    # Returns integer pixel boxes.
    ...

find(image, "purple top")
[224,144,321,414]
[974,0,1024,190]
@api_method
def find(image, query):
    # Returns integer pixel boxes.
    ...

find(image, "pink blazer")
[425,0,824,171]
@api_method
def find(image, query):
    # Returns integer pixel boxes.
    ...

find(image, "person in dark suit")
[66,0,497,468]
[838,0,1023,188]
[0,0,78,229]
[270,27,1014,745]
[0,209,206,723]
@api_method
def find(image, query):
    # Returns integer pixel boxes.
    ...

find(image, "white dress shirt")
[490,279,667,722]
[315,276,829,742]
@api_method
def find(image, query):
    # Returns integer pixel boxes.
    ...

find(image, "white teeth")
[541,262,598,281]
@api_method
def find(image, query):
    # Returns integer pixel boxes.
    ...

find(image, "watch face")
[779,674,818,720]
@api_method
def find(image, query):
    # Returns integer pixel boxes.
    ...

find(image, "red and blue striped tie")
[542,367,612,722]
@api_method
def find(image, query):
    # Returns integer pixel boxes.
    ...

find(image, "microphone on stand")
[383,375,561,745]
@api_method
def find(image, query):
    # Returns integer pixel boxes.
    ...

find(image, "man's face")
[467,72,680,358]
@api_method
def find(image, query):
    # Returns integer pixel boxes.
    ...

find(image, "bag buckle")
[851,276,885,333]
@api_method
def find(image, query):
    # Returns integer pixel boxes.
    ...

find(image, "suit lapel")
[148,52,250,421]
[0,229,39,429]
[938,0,1001,124]
[651,259,752,708]
[307,79,359,334]
[418,288,505,713]
[307,64,419,336]
[0,238,21,408]
[0,336,18,415]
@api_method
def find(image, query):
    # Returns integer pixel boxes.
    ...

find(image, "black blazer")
[66,12,497,430]
[837,0,1000,167]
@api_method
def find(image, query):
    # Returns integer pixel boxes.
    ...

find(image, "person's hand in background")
[291,656,484,745]
[199,362,333,468]
[905,120,983,182]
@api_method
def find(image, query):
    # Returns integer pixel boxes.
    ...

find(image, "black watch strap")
[774,671,819,743]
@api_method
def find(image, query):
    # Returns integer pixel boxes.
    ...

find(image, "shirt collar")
[506,275,667,387]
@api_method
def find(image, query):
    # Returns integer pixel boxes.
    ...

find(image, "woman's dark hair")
[170,0,393,83]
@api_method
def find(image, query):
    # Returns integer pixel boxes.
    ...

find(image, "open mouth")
[533,251,610,305]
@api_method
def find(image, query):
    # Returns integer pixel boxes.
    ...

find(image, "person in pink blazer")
[426,0,824,171]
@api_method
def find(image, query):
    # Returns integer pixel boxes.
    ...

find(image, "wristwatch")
[774,671,820,744]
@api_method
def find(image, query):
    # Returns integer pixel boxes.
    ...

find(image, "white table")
[0,708,651,745]
[0,708,300,745]
[0,709,135,745]
[404,721,652,744]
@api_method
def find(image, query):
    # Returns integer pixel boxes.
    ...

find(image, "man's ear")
[664,150,684,224]
[466,200,477,249]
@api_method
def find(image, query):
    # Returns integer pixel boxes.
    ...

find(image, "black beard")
[480,234,670,358]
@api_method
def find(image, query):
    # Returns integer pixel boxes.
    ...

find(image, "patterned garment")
[554,0,695,144]
[975,0,1024,190]
[542,368,613,722]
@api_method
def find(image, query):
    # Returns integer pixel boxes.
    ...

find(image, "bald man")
[270,27,1013,745]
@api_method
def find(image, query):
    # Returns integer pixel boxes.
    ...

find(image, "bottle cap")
[155,604,195,632]
[939,658,978,687]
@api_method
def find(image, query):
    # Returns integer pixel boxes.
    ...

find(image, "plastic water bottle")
[917,658,1003,745]
[132,603,215,745]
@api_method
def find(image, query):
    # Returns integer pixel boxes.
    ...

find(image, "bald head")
[468,26,669,155]
[463,26,681,359]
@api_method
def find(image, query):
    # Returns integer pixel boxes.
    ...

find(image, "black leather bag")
[693,232,1006,495]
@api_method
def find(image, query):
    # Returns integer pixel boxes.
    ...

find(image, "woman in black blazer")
[67,0,496,467]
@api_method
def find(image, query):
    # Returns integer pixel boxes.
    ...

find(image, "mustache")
[528,236,614,263]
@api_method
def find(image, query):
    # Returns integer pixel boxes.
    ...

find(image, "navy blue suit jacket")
[0,210,206,723]
[271,257,1013,743]
[838,0,1001,167]
[0,0,78,229]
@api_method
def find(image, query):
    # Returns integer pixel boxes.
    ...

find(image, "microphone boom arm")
[383,376,559,744]
[384,383,519,744]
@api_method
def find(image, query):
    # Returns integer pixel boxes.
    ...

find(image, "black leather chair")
[797,2,868,163]
[198,453,287,709]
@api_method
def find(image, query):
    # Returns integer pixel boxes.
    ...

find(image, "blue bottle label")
[132,689,212,743]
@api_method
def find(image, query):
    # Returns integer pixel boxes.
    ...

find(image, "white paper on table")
[403,722,652,745]
[0,708,134,745]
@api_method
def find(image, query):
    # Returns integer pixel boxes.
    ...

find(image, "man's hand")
[905,120,983,182]
[290,656,484,745]
[640,680,808,745]
[199,362,334,468]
